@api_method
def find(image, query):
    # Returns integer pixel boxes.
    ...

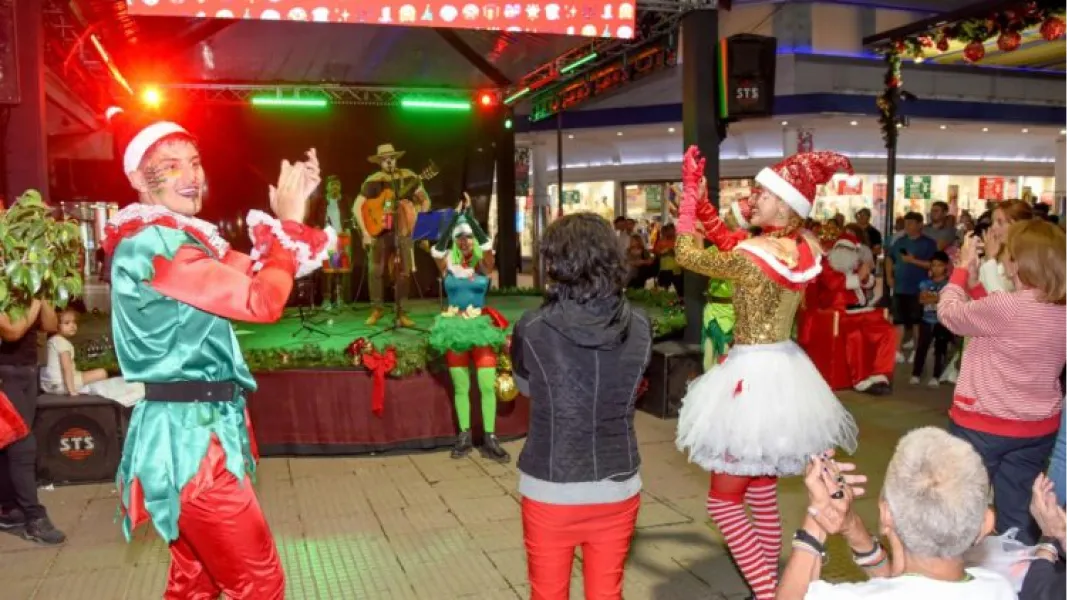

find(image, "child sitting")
[40,307,143,406]
[911,251,954,387]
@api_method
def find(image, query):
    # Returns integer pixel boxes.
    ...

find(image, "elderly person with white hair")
[776,427,1015,600]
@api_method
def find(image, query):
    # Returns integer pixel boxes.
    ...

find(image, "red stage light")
[141,86,163,109]
[478,92,496,108]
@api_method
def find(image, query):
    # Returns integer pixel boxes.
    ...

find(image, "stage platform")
[77,295,682,457]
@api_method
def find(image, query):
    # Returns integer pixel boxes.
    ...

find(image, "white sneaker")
[940,365,958,384]
[902,339,915,351]
[907,350,916,363]
[909,376,920,385]
[896,352,907,364]
[927,378,940,388]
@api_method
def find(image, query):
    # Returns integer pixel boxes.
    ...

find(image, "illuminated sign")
[127,2,637,39]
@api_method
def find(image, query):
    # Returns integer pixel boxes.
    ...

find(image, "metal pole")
[556,110,564,218]
[681,7,720,345]
[885,141,897,240]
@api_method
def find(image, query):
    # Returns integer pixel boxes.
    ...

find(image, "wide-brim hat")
[368,143,405,164]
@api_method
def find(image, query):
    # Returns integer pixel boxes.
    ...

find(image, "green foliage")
[0,190,83,319]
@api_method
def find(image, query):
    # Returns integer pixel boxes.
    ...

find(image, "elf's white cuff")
[246,209,335,278]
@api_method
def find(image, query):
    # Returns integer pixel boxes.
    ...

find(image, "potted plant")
[0,190,83,319]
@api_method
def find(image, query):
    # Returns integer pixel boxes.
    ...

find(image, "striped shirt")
[938,268,1066,437]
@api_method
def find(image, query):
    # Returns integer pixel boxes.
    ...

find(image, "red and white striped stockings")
[705,474,781,600]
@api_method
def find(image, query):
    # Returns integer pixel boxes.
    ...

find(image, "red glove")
[678,146,706,235]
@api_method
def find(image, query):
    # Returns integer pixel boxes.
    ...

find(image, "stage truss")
[160,83,480,107]
[516,3,699,121]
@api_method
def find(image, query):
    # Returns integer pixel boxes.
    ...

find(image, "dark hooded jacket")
[511,296,653,484]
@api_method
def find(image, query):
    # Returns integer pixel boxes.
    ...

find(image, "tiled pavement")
[2,375,952,600]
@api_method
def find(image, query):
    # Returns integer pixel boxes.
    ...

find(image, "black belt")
[705,296,732,304]
[143,381,240,403]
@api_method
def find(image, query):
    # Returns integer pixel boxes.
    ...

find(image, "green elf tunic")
[105,204,331,542]
[703,270,737,371]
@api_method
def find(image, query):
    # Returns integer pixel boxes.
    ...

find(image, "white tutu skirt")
[676,341,858,477]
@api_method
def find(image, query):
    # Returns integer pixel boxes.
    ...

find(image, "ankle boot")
[450,430,473,459]
[479,434,511,463]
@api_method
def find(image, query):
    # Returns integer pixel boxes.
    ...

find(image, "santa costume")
[674,147,858,600]
[103,108,332,598]
[807,233,897,394]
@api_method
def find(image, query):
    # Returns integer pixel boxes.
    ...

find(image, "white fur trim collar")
[736,240,822,284]
[246,210,335,278]
[755,167,812,218]
[107,203,230,257]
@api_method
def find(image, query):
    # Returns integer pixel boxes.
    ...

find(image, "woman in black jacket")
[511,213,653,600]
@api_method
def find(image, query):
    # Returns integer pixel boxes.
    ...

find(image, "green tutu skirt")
[429,313,507,354]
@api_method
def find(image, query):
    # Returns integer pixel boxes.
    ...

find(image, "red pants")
[522,495,640,600]
[165,444,284,599]
[841,311,897,386]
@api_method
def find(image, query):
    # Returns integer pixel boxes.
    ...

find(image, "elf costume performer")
[429,198,510,462]
[674,146,858,600]
[700,202,752,370]
[103,108,332,599]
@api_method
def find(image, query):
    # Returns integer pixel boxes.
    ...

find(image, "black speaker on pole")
[0,0,19,105]
[35,394,125,485]
[721,34,777,120]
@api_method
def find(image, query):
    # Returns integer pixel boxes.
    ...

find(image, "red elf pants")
[164,441,284,600]
[522,494,640,600]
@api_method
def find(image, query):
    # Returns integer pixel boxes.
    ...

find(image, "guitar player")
[352,143,431,327]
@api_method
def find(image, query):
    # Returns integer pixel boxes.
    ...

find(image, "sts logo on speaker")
[58,427,96,461]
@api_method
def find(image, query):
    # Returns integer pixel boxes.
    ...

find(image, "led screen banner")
[127,1,637,39]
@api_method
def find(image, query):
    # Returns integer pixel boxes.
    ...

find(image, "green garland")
[78,288,687,378]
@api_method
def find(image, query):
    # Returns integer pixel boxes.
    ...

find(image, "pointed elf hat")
[106,106,194,175]
[755,151,853,218]
[451,210,475,239]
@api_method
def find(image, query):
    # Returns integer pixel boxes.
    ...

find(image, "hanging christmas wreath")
[875,1,1065,148]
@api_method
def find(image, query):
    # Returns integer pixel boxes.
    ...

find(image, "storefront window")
[546,182,615,220]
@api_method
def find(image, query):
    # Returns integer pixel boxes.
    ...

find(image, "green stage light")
[504,118,513,130]
[560,53,598,74]
[400,98,472,111]
[251,96,329,108]
[504,87,530,105]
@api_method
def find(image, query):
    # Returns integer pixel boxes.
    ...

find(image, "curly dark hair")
[540,213,628,303]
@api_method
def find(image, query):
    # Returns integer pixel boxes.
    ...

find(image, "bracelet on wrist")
[793,529,827,555]
[851,538,881,561]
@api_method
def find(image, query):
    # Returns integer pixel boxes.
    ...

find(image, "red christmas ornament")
[892,40,906,53]
[963,40,986,63]
[918,35,934,48]
[997,30,1022,52]
[936,37,950,52]
[1041,16,1066,41]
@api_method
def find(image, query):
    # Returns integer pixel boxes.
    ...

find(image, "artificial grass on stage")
[78,291,684,376]
[233,297,543,353]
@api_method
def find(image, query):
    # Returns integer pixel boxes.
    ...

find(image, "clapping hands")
[804,451,868,535]
[1030,473,1066,546]
[269,148,321,223]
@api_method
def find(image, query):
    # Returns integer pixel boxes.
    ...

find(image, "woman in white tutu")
[674,146,859,600]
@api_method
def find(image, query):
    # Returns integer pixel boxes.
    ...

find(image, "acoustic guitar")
[361,163,439,238]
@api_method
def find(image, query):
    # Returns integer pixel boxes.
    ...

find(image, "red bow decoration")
[482,306,509,329]
[362,346,397,417]
[0,391,29,450]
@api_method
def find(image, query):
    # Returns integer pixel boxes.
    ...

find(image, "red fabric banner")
[126,1,636,38]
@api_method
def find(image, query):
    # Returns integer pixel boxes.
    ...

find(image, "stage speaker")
[637,342,703,419]
[721,34,777,119]
[0,0,18,105]
[35,394,124,485]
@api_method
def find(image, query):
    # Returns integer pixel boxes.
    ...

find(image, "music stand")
[292,276,329,339]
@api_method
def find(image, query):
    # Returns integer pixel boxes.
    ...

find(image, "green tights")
[448,366,498,433]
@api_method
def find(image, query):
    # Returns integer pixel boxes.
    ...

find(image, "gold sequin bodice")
[675,234,803,344]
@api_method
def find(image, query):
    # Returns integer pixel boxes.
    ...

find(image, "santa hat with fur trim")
[833,231,861,251]
[755,151,853,218]
[106,107,195,176]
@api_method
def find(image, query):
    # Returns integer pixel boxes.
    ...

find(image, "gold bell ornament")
[495,353,519,402]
